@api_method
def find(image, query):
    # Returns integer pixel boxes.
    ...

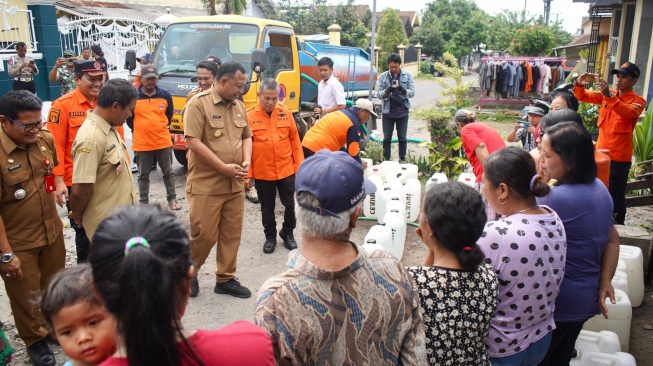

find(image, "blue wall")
[0,4,61,101]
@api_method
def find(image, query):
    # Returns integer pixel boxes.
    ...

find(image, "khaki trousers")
[189,191,244,283]
[2,234,65,347]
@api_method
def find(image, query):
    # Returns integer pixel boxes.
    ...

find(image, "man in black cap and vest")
[575,62,646,224]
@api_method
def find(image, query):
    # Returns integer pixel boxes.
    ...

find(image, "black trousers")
[538,320,586,366]
[255,175,296,239]
[67,186,90,263]
[302,146,315,159]
[609,161,631,225]
[13,80,35,94]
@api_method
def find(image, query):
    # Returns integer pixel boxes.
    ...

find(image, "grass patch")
[415,73,436,81]
[479,110,522,124]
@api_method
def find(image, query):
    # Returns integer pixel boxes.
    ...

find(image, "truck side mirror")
[124,50,137,72]
[251,49,267,73]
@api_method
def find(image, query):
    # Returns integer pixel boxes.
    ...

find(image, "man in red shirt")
[245,79,303,253]
[456,109,506,221]
[574,62,646,224]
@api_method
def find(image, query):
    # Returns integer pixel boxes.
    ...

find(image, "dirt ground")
[2,77,652,364]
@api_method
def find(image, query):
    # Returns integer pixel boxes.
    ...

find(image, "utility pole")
[543,0,553,26]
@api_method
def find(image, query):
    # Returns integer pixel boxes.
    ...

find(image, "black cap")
[141,64,158,79]
[73,60,105,76]
[611,61,640,78]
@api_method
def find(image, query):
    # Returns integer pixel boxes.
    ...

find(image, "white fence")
[0,1,37,52]
[58,16,160,78]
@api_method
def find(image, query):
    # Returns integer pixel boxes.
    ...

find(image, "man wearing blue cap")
[255,149,427,365]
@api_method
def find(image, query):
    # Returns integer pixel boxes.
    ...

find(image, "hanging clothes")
[511,63,522,97]
[541,64,552,94]
[531,64,541,92]
[524,62,533,94]
[519,63,527,92]
[550,64,559,90]
[557,64,565,86]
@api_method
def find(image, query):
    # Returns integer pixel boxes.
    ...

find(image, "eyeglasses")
[6,116,45,132]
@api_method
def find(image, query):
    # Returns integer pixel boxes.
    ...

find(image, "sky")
[345,0,592,34]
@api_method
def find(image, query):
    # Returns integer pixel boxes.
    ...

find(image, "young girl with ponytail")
[89,205,274,366]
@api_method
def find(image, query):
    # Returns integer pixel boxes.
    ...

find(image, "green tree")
[223,0,248,14]
[413,0,488,59]
[376,8,407,71]
[487,10,538,52]
[199,0,248,15]
[511,25,555,56]
[548,19,574,48]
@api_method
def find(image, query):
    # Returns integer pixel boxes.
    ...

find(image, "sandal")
[169,200,182,211]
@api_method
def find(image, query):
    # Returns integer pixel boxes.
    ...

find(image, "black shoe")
[280,230,298,250]
[27,339,55,366]
[214,278,251,298]
[190,277,199,297]
[263,237,276,254]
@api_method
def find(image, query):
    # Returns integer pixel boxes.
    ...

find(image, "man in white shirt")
[313,57,346,119]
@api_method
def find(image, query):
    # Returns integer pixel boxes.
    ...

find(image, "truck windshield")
[152,22,259,76]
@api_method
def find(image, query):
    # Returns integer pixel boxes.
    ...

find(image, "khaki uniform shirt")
[7,54,39,79]
[0,129,62,250]
[72,113,135,238]
[184,87,251,196]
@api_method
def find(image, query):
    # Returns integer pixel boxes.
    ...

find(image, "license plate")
[172,134,186,146]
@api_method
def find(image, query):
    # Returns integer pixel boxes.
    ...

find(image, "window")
[262,29,293,78]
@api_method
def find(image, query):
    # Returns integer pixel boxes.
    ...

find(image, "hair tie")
[124,237,150,256]
[530,174,542,191]
[463,246,472,252]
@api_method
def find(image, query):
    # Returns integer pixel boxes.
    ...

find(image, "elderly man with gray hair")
[245,78,304,254]
[254,149,427,365]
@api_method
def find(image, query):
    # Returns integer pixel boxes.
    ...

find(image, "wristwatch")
[1,252,14,263]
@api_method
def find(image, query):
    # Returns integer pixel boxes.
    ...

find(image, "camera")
[519,122,530,129]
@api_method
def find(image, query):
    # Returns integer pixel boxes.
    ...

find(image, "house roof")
[55,0,208,21]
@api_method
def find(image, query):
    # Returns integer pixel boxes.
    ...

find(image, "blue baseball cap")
[296,149,376,217]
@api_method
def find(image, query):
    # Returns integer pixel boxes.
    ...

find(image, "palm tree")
[199,0,248,15]
[224,0,248,14]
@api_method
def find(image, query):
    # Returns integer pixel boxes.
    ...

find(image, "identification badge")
[45,174,55,193]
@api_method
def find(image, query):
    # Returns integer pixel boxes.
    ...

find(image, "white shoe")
[245,188,259,203]
[131,163,138,173]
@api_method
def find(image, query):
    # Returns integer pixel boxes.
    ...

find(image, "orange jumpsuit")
[47,88,125,186]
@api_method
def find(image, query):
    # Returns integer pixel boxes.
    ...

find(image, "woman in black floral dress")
[407,182,499,366]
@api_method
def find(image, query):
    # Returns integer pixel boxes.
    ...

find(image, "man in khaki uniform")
[184,61,252,299]
[70,79,138,239]
[0,90,64,366]
[7,42,39,93]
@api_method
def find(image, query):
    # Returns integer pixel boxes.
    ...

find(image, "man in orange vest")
[246,79,303,253]
[574,62,646,224]
[126,65,179,210]
[48,60,125,262]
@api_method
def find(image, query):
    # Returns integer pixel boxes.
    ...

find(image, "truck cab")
[150,16,304,166]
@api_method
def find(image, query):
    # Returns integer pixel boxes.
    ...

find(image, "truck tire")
[174,149,188,167]
[295,116,308,140]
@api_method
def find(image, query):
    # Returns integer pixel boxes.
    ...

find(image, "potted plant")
[579,49,589,64]
[578,101,599,140]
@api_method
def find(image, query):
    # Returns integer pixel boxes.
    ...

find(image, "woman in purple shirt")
[479,147,566,366]
[537,122,619,366]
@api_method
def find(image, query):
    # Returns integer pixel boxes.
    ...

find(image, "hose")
[300,73,420,143]
[358,216,419,227]
[360,124,424,144]
[301,73,353,107]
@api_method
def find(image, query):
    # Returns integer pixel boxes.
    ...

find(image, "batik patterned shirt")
[406,264,498,366]
[255,244,427,366]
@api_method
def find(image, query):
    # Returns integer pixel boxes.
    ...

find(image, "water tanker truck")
[127,15,377,166]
